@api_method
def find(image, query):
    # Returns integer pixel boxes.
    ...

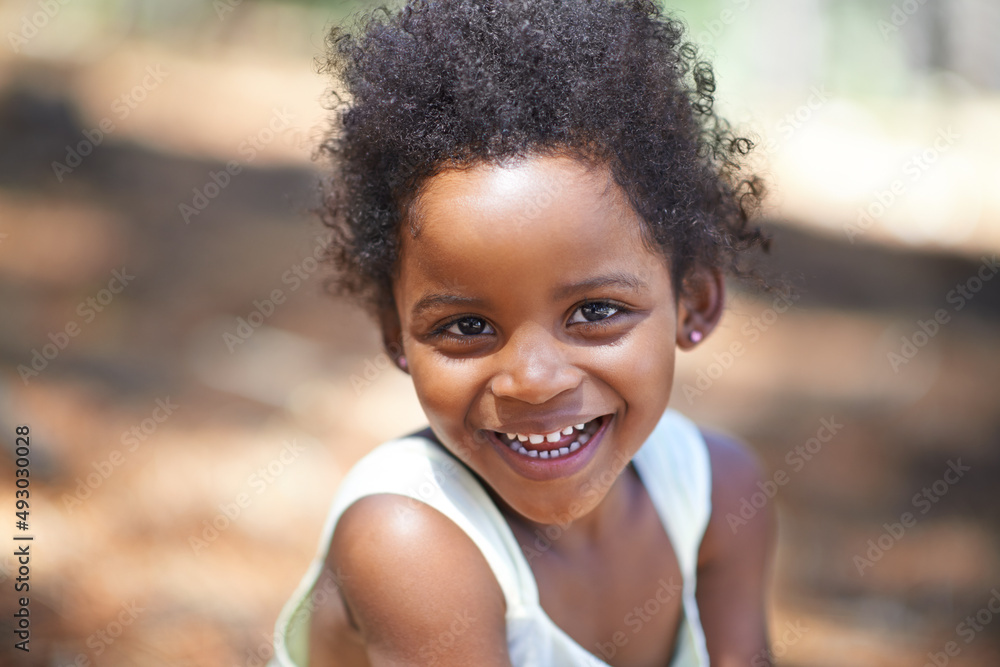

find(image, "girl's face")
[390,155,690,524]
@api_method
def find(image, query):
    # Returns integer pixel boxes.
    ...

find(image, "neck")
[496,463,643,558]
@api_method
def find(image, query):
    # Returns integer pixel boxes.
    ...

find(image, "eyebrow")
[411,293,486,318]
[552,272,649,300]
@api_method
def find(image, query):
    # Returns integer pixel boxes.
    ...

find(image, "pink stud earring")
[397,356,408,371]
[689,330,703,344]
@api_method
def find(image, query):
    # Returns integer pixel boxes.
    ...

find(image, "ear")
[675,264,725,350]
[377,304,409,374]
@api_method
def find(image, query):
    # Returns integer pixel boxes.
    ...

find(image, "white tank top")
[271,408,712,666]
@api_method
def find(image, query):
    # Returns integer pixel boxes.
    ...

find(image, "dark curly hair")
[317,0,769,313]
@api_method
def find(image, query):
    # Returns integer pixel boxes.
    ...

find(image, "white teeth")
[510,442,577,459]
[506,418,602,459]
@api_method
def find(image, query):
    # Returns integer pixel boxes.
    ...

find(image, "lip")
[486,414,613,482]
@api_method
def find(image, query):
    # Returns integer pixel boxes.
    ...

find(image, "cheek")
[409,352,483,434]
[610,319,676,455]
[634,323,677,384]
[588,313,676,408]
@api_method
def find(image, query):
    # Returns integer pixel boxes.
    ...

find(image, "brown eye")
[569,302,620,324]
[445,317,493,336]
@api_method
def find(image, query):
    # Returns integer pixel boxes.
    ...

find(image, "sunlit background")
[1,0,998,665]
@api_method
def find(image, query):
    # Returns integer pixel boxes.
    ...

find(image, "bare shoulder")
[697,427,773,563]
[312,494,512,666]
[701,428,765,482]
[695,427,775,665]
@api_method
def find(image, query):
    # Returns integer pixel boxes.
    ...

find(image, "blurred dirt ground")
[1,30,1000,667]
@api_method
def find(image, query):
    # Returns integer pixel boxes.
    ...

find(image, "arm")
[695,430,776,667]
[316,494,513,667]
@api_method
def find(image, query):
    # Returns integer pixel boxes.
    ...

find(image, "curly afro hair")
[318,0,769,313]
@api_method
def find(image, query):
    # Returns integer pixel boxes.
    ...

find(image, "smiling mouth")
[491,416,607,460]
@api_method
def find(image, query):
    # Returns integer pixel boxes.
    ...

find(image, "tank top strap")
[324,437,536,613]
[631,407,713,666]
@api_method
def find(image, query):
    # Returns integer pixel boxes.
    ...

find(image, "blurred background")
[0,0,997,665]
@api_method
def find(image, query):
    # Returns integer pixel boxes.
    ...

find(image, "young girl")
[273,1,775,665]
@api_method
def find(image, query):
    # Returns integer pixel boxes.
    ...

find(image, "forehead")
[412,156,619,232]
[398,156,666,292]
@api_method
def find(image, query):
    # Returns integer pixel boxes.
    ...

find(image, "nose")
[489,325,583,405]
